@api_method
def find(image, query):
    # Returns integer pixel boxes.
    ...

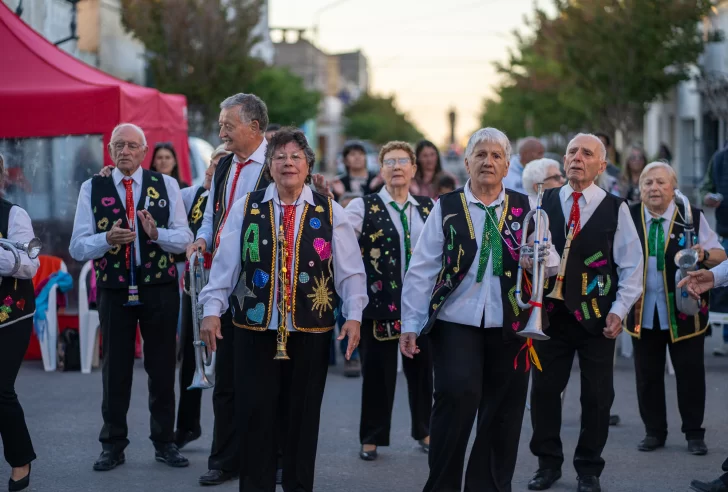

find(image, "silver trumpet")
[0,238,42,285]
[188,248,214,390]
[515,183,550,340]
[674,189,700,316]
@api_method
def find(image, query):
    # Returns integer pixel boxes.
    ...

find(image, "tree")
[120,0,266,134]
[247,68,320,127]
[344,94,424,145]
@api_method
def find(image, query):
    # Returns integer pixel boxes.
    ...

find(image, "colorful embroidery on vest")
[147,187,160,199]
[584,251,603,266]
[242,223,261,262]
[308,271,333,317]
[591,298,602,318]
[313,238,332,260]
[581,301,590,320]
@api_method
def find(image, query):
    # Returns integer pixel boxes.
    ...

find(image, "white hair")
[639,161,678,188]
[465,127,512,162]
[212,144,230,159]
[567,133,606,161]
[521,158,561,197]
[111,123,147,146]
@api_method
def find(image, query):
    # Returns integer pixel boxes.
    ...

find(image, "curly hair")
[378,141,416,166]
[262,127,315,185]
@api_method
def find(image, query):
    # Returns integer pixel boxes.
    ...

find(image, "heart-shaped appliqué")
[112,208,120,214]
[511,207,523,218]
[512,321,520,331]
[101,197,115,207]
[313,238,332,261]
[118,275,125,282]
[246,302,265,324]
[370,280,383,293]
[16,299,25,310]
[168,267,176,277]
[145,262,152,269]
[99,258,108,270]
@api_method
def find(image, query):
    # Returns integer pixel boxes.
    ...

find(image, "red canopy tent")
[0,2,191,182]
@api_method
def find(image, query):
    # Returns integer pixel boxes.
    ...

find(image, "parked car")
[189,136,216,187]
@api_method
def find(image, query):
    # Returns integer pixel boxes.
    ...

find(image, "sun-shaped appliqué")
[307,272,333,318]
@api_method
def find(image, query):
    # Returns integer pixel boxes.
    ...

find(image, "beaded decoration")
[583,251,603,266]
[581,301,590,320]
[591,298,601,318]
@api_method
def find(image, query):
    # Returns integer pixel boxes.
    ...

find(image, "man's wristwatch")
[704,249,711,263]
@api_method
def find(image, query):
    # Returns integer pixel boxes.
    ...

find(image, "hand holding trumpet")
[676,270,715,300]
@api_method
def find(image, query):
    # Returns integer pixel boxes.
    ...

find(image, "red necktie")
[282,205,296,307]
[568,191,582,238]
[122,178,135,269]
[215,159,253,249]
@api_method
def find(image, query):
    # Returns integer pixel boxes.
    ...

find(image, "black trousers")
[98,283,180,452]
[632,326,705,441]
[530,311,615,477]
[0,318,36,467]
[235,328,330,492]
[208,309,237,471]
[176,292,202,434]
[359,320,432,446]
[424,321,529,492]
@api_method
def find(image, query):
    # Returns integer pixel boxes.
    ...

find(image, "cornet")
[0,238,42,285]
[673,189,700,316]
[515,183,550,340]
[188,249,214,390]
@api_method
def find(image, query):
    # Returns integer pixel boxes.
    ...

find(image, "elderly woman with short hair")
[198,127,367,492]
[626,162,725,457]
[401,128,559,491]
[521,158,565,197]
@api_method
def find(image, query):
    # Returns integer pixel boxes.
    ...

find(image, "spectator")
[521,158,565,197]
[657,143,673,164]
[436,174,457,196]
[595,132,621,177]
[265,123,281,142]
[503,137,545,193]
[150,142,189,189]
[410,140,458,199]
[331,141,381,201]
[619,144,648,204]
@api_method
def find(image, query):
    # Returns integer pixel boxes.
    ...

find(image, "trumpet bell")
[188,370,214,390]
[674,248,698,270]
[516,310,550,341]
[26,238,42,259]
[274,345,290,360]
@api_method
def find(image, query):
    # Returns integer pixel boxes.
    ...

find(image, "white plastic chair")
[38,260,67,372]
[78,261,100,374]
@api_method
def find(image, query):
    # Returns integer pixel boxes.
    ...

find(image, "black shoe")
[359,445,378,461]
[638,435,665,452]
[93,450,125,471]
[199,469,238,486]
[276,467,283,485]
[577,475,601,492]
[174,429,201,450]
[528,469,562,490]
[691,479,728,492]
[344,359,361,378]
[8,463,31,491]
[418,439,430,454]
[154,443,189,467]
[609,414,620,426]
[689,439,709,456]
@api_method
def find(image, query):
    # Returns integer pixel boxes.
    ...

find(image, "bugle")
[515,183,550,340]
[188,249,214,390]
[274,224,291,360]
[0,238,42,286]
[674,189,700,315]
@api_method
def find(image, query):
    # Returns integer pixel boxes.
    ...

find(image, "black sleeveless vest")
[90,170,176,288]
[626,202,709,342]
[231,189,336,332]
[187,186,208,238]
[541,187,622,334]
[360,193,433,323]
[421,188,547,342]
[211,153,269,253]
[0,200,36,326]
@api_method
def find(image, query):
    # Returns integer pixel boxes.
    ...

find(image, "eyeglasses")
[111,141,143,151]
[544,173,564,183]
[382,158,412,167]
[272,153,305,163]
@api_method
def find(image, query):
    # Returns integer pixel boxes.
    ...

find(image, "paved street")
[4,333,728,492]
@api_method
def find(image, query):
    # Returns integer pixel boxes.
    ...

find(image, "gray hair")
[566,133,607,161]
[521,158,561,197]
[464,127,512,162]
[220,93,269,134]
[639,161,678,188]
[262,127,316,185]
[111,123,147,146]
[211,144,230,159]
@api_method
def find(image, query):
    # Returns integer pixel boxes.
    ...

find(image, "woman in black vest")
[0,153,39,491]
[345,141,435,461]
[197,127,367,492]
[626,162,725,456]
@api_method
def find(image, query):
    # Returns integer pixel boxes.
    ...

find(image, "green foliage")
[247,68,320,127]
[344,94,424,145]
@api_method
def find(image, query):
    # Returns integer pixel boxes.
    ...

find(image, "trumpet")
[274,224,291,360]
[0,238,42,285]
[674,189,700,316]
[546,222,575,301]
[188,249,214,389]
[515,183,550,340]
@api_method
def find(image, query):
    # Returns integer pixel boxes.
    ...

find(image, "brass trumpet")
[188,249,214,390]
[275,224,291,360]
[0,238,42,286]
[547,222,575,301]
[515,183,550,340]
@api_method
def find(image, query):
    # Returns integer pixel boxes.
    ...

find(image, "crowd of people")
[2,90,728,492]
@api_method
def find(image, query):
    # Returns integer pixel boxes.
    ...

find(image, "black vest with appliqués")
[0,200,36,326]
[231,189,337,332]
[541,187,622,335]
[211,153,269,254]
[187,186,208,238]
[90,170,176,289]
[360,193,433,338]
[626,202,709,342]
[421,188,547,342]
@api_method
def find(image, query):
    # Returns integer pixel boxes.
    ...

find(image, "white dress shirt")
[345,187,427,280]
[402,181,560,335]
[199,184,368,330]
[558,183,643,320]
[0,206,39,279]
[195,140,267,247]
[69,166,193,263]
[712,260,728,288]
[181,185,209,215]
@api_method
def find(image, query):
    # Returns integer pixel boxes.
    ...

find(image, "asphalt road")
[4,332,728,492]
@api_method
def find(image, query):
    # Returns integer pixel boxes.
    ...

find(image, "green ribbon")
[648,217,665,271]
[390,201,412,271]
[474,203,502,281]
